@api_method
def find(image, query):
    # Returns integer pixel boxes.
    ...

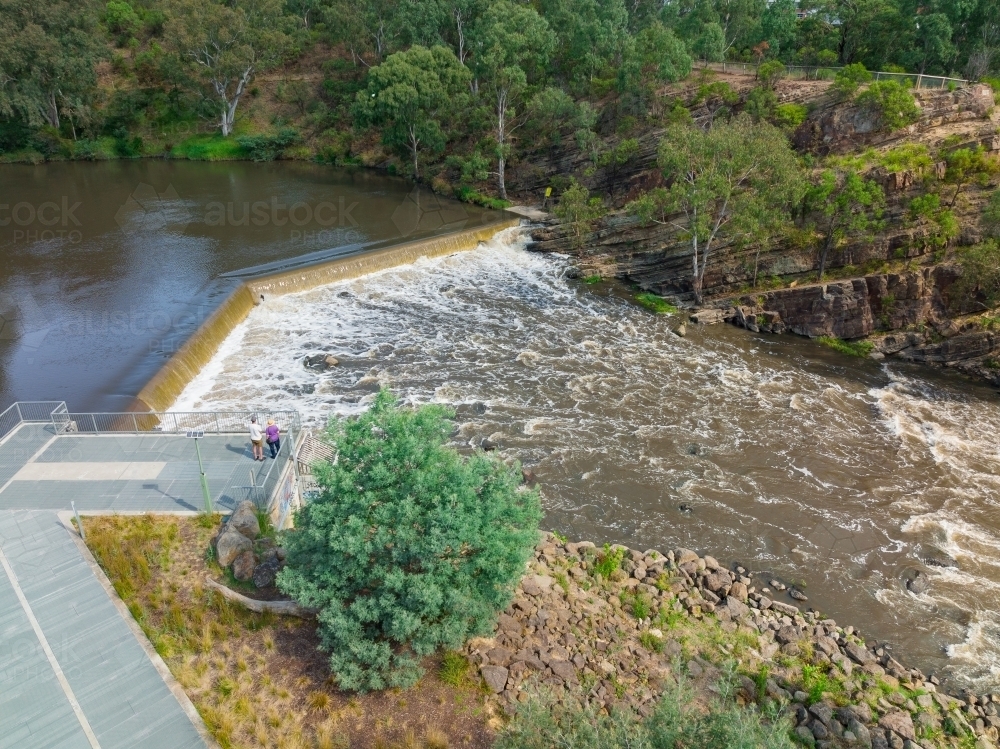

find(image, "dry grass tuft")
[84,515,492,749]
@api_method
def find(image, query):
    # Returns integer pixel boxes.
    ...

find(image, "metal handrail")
[699,60,969,89]
[57,409,301,436]
[0,401,68,445]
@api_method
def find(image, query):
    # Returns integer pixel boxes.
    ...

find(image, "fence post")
[132,413,139,434]
[90,414,98,434]
[916,74,923,90]
[215,414,221,434]
[72,502,85,541]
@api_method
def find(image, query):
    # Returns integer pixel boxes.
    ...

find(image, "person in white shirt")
[249,416,264,461]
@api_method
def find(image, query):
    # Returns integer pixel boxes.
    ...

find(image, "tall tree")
[164,0,292,136]
[805,168,885,280]
[0,0,106,132]
[354,45,470,178]
[627,115,803,303]
[472,0,555,199]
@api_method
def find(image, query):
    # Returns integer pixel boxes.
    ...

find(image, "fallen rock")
[304,353,339,370]
[215,528,253,568]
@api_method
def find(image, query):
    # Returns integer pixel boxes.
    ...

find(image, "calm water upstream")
[0,161,500,411]
[172,227,1000,692]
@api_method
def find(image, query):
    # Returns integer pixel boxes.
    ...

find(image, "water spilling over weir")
[172,227,1000,691]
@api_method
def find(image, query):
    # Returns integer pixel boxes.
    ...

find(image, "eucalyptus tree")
[354,45,470,178]
[472,0,555,199]
[0,0,106,132]
[164,0,292,136]
[627,116,803,304]
[805,169,885,279]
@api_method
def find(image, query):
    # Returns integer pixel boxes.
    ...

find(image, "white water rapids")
[173,227,1000,691]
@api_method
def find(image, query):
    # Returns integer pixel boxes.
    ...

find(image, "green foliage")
[596,137,640,195]
[353,45,470,178]
[744,87,778,122]
[806,168,885,279]
[773,103,808,131]
[621,590,653,619]
[955,241,1000,308]
[639,631,665,653]
[438,651,471,687]
[628,115,804,303]
[454,186,509,210]
[105,0,141,40]
[694,81,740,128]
[800,664,846,705]
[756,60,786,90]
[635,293,678,314]
[583,275,603,284]
[618,21,692,101]
[817,337,875,357]
[593,543,625,579]
[909,193,960,249]
[494,677,796,749]
[277,390,542,692]
[170,133,244,160]
[553,179,605,246]
[942,146,998,207]
[833,63,873,99]
[236,127,298,161]
[854,81,920,132]
[984,192,1000,240]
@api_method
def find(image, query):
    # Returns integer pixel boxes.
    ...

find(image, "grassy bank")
[84,515,493,749]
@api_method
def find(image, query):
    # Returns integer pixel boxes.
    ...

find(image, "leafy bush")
[494,676,796,749]
[454,186,509,210]
[756,60,786,90]
[854,81,920,131]
[773,103,808,130]
[955,241,1000,308]
[277,390,541,692]
[744,87,778,122]
[592,543,625,578]
[236,127,299,161]
[833,63,872,99]
[553,179,605,245]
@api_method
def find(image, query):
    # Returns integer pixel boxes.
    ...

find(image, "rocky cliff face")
[523,84,999,302]
[710,267,1000,387]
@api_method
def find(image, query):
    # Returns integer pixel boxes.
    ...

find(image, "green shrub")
[170,134,244,160]
[955,241,1000,307]
[494,676,796,749]
[635,293,678,314]
[583,275,603,284]
[553,179,605,246]
[833,63,872,99]
[454,185,510,210]
[756,60,786,90]
[817,337,875,357]
[277,390,542,692]
[744,87,778,122]
[773,103,808,130]
[236,127,299,161]
[983,192,1000,240]
[593,543,625,578]
[854,81,920,131]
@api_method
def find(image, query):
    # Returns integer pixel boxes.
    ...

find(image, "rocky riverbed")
[469,533,1000,749]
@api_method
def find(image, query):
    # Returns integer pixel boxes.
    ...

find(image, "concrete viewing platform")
[0,404,304,749]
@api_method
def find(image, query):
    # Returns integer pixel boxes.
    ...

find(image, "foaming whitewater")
[173,227,1000,690]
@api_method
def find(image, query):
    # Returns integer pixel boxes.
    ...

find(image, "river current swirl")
[172,227,1000,691]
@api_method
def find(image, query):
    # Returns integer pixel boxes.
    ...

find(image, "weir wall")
[135,219,520,412]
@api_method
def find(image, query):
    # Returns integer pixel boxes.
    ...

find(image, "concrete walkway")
[0,423,293,748]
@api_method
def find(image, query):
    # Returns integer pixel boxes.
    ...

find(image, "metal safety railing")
[0,401,69,444]
[699,60,969,90]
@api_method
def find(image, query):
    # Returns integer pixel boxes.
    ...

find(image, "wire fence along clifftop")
[699,61,969,90]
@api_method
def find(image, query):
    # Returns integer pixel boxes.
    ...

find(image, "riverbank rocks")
[211,502,288,589]
[473,532,999,748]
[304,354,339,371]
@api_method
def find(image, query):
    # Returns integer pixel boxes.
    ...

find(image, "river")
[0,161,500,411]
[171,226,1000,693]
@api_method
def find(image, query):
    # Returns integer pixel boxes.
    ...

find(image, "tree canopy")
[277,390,542,692]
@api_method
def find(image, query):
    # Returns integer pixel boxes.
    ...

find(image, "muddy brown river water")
[172,227,1000,693]
[0,160,499,410]
[3,161,998,692]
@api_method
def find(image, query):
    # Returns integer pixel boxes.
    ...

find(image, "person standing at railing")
[265,418,281,459]
[249,416,265,461]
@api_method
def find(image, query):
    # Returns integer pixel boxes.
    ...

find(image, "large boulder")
[252,558,280,589]
[227,501,260,540]
[232,550,257,582]
[216,528,252,567]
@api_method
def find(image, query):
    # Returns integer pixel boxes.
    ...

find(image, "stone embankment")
[470,533,999,749]
[212,500,287,588]
[696,267,1000,387]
